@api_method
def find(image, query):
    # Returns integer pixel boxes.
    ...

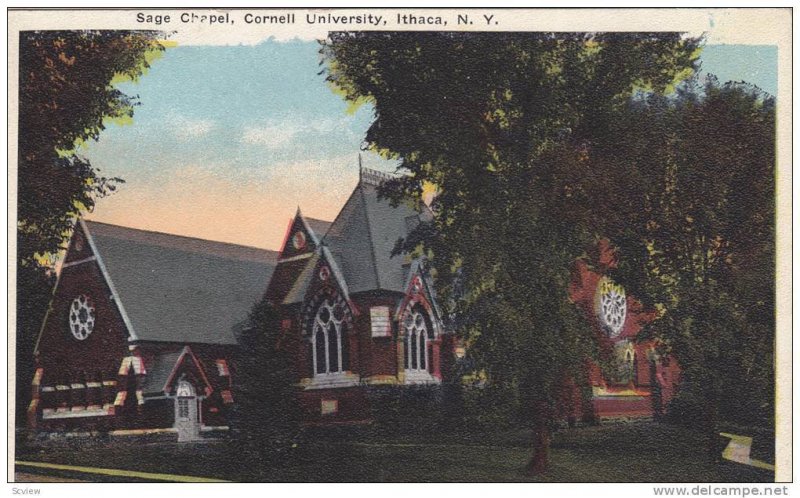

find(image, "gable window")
[403,307,433,373]
[311,299,349,375]
[68,294,95,340]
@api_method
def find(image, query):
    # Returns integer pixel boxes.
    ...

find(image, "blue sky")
[82,41,777,250]
[698,45,777,95]
[83,39,387,249]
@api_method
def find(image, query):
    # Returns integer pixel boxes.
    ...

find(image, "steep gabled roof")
[394,258,445,335]
[269,166,431,307]
[140,350,182,394]
[321,168,423,295]
[306,217,332,241]
[282,253,321,306]
[265,210,332,305]
[141,346,212,395]
[83,220,278,345]
[282,246,351,306]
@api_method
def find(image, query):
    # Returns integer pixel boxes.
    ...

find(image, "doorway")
[174,379,200,442]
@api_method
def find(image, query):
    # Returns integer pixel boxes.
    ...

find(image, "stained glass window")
[68,294,95,340]
[597,277,627,338]
[311,299,348,376]
[404,308,431,373]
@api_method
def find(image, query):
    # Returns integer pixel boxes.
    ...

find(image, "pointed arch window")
[403,306,433,373]
[311,299,349,376]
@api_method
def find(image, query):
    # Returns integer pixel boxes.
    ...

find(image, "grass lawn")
[15,422,774,482]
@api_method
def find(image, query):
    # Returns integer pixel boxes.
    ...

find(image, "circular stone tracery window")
[68,294,96,340]
[292,231,307,250]
[596,277,626,338]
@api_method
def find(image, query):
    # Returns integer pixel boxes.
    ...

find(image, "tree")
[321,32,699,474]
[16,30,165,428]
[586,77,775,454]
[18,30,165,266]
[231,300,301,462]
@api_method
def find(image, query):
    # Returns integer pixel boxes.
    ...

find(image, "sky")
[81,41,777,251]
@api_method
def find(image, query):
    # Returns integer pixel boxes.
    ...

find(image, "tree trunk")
[526,421,551,476]
[526,397,552,476]
[523,383,553,476]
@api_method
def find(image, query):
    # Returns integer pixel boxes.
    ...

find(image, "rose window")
[597,277,626,338]
[69,294,95,340]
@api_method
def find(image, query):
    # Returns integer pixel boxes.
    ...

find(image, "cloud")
[168,114,215,141]
[239,117,359,150]
[240,124,298,148]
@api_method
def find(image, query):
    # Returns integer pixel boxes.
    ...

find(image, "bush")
[230,300,302,465]
[461,382,522,431]
[366,385,445,436]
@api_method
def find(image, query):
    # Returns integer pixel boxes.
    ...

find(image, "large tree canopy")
[18,30,165,267]
[588,78,776,443]
[322,31,701,474]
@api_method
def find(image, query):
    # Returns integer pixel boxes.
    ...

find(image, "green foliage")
[366,385,445,436]
[586,78,776,432]
[15,264,55,430]
[322,31,700,472]
[460,383,523,431]
[18,30,166,268]
[231,299,301,460]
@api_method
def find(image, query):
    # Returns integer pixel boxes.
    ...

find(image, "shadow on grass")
[15,422,774,483]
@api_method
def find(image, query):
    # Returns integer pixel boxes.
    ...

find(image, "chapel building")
[28,167,677,437]
[263,167,457,423]
[29,220,277,440]
[568,242,680,422]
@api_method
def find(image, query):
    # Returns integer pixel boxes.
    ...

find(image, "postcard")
[6,7,792,492]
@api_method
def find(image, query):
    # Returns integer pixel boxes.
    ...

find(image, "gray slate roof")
[282,253,321,305]
[141,350,182,394]
[305,217,332,242]
[284,169,428,304]
[84,221,277,345]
